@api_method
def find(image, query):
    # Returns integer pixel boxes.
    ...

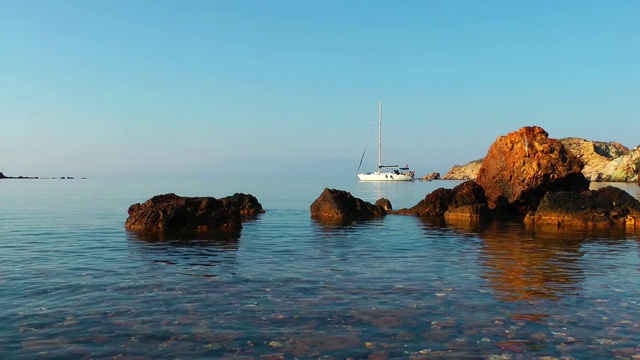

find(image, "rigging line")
[357,110,379,173]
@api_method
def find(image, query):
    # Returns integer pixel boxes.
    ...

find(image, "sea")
[1,178,640,359]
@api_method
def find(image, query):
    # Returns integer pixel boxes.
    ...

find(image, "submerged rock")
[524,186,640,228]
[125,193,264,233]
[475,126,590,215]
[310,188,387,221]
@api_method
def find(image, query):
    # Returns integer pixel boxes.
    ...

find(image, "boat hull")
[357,172,414,181]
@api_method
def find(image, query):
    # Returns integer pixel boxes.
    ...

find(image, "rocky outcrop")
[524,186,640,228]
[419,172,440,181]
[310,188,387,221]
[394,180,491,221]
[600,148,640,182]
[444,141,639,183]
[475,126,590,215]
[125,193,264,233]
[442,159,483,180]
[559,137,635,181]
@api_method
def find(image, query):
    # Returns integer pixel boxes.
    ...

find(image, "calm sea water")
[1,178,639,359]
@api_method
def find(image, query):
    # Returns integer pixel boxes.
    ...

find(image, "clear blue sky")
[2,0,638,177]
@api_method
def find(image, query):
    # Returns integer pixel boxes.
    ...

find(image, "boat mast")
[377,100,382,171]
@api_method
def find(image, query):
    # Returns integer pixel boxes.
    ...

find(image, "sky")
[2,0,638,178]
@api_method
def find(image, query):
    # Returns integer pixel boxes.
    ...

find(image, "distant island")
[0,172,84,180]
[0,172,39,179]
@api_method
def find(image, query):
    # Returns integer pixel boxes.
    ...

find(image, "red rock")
[476,126,589,214]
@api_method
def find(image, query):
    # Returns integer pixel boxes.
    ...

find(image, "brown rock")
[125,193,263,233]
[375,198,393,212]
[475,126,589,214]
[226,193,265,216]
[524,186,640,228]
[310,188,386,221]
[394,180,490,222]
[444,204,492,222]
[394,187,453,216]
[450,179,487,208]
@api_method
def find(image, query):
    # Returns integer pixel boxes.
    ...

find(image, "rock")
[475,126,590,215]
[0,172,5,179]
[445,140,639,183]
[125,193,263,233]
[442,159,483,180]
[560,137,631,181]
[450,179,487,208]
[444,204,492,222]
[601,148,640,182]
[394,180,490,221]
[394,187,453,216]
[524,186,640,228]
[419,172,440,181]
[310,188,387,221]
[226,193,265,216]
[375,198,393,212]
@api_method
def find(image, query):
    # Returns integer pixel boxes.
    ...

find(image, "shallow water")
[1,178,639,359]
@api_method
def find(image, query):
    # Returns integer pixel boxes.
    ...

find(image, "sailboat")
[357,101,415,181]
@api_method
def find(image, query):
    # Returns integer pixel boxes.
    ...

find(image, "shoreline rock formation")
[475,126,590,215]
[442,159,483,180]
[560,138,638,182]
[125,193,264,233]
[419,172,440,181]
[393,126,639,229]
[524,186,640,228]
[444,139,640,183]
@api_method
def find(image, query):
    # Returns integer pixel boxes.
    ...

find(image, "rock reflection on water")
[126,231,241,276]
[435,219,635,303]
[475,223,586,302]
[127,230,240,246]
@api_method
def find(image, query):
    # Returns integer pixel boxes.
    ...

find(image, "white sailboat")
[357,101,415,181]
